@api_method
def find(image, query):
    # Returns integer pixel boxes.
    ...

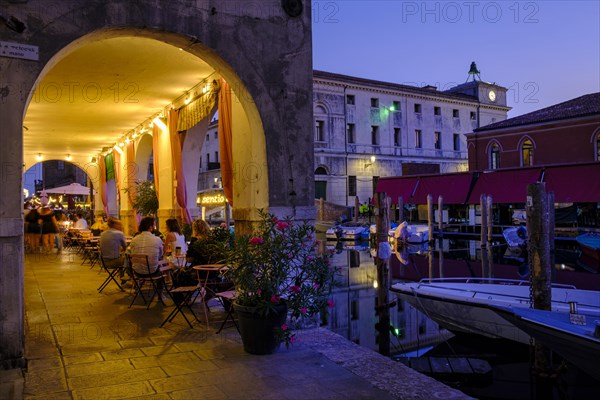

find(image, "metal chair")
[97,254,125,293]
[160,269,202,328]
[127,253,168,309]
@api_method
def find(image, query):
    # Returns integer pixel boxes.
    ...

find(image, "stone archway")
[1,1,314,369]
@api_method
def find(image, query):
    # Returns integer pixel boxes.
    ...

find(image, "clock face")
[488,90,497,102]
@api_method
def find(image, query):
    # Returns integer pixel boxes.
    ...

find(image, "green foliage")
[186,226,231,266]
[224,209,338,347]
[124,180,158,217]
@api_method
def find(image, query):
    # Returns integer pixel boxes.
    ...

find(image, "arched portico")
[1,0,313,369]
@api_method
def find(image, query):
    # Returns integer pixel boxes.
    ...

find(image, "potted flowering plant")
[225,209,337,354]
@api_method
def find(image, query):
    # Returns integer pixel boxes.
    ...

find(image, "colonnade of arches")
[2,0,314,369]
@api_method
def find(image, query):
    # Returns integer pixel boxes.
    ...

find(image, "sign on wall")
[0,41,39,61]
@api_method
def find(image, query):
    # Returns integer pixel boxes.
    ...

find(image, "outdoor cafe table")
[192,264,229,327]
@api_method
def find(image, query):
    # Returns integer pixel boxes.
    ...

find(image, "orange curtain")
[218,78,233,206]
[126,141,137,206]
[168,108,192,223]
[152,123,160,194]
[99,155,109,214]
[112,148,121,206]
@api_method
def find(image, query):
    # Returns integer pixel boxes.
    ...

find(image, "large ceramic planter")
[233,302,288,355]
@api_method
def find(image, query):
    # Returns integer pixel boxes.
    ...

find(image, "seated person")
[74,213,89,230]
[91,215,108,236]
[99,218,128,282]
[128,216,164,277]
[164,218,188,256]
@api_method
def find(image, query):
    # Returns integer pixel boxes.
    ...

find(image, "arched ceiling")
[23,36,215,164]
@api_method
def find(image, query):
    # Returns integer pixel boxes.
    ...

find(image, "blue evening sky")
[312,0,600,118]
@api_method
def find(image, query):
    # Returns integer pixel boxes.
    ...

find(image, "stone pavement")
[1,248,472,399]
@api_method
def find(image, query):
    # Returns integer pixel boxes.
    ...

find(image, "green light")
[389,105,395,111]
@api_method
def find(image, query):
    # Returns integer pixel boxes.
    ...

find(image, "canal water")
[320,235,599,399]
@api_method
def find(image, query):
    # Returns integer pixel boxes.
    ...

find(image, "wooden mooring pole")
[526,182,553,400]
[480,194,489,278]
[397,196,404,223]
[375,192,391,356]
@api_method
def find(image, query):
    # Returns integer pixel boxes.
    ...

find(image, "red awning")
[467,168,542,204]
[375,177,419,202]
[543,163,600,203]
[411,172,474,204]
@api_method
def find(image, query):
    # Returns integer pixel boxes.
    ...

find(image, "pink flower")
[287,253,294,259]
[289,285,301,293]
[290,335,297,343]
[256,289,262,296]
[277,221,289,231]
[249,236,264,245]
[300,307,307,315]
[272,216,279,223]
[327,299,335,308]
[313,283,320,290]
[270,294,281,303]
[281,324,288,331]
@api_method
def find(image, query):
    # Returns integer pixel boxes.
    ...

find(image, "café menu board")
[0,41,39,61]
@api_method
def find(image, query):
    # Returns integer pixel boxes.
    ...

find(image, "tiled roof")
[313,70,480,103]
[475,92,600,132]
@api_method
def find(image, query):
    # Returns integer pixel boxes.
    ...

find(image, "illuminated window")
[521,139,534,166]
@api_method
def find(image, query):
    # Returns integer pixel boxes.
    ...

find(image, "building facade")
[466,92,600,171]
[199,69,511,207]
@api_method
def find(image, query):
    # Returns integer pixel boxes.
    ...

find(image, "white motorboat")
[325,222,368,241]
[492,305,600,380]
[390,278,600,345]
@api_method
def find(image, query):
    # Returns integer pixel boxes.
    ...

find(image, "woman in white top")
[164,218,188,256]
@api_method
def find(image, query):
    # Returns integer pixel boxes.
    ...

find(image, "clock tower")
[445,62,508,107]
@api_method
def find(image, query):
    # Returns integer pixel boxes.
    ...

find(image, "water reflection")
[322,236,600,355]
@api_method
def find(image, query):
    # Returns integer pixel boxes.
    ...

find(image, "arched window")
[489,143,500,170]
[315,167,327,175]
[596,132,600,161]
[521,139,534,167]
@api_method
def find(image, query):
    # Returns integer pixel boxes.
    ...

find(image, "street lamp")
[364,155,376,168]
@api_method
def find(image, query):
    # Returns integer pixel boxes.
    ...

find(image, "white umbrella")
[42,183,94,195]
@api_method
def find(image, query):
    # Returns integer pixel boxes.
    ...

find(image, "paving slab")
[1,250,476,399]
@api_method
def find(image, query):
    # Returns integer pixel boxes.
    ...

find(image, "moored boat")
[325,222,368,241]
[390,278,600,345]
[576,232,600,270]
[492,305,600,380]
